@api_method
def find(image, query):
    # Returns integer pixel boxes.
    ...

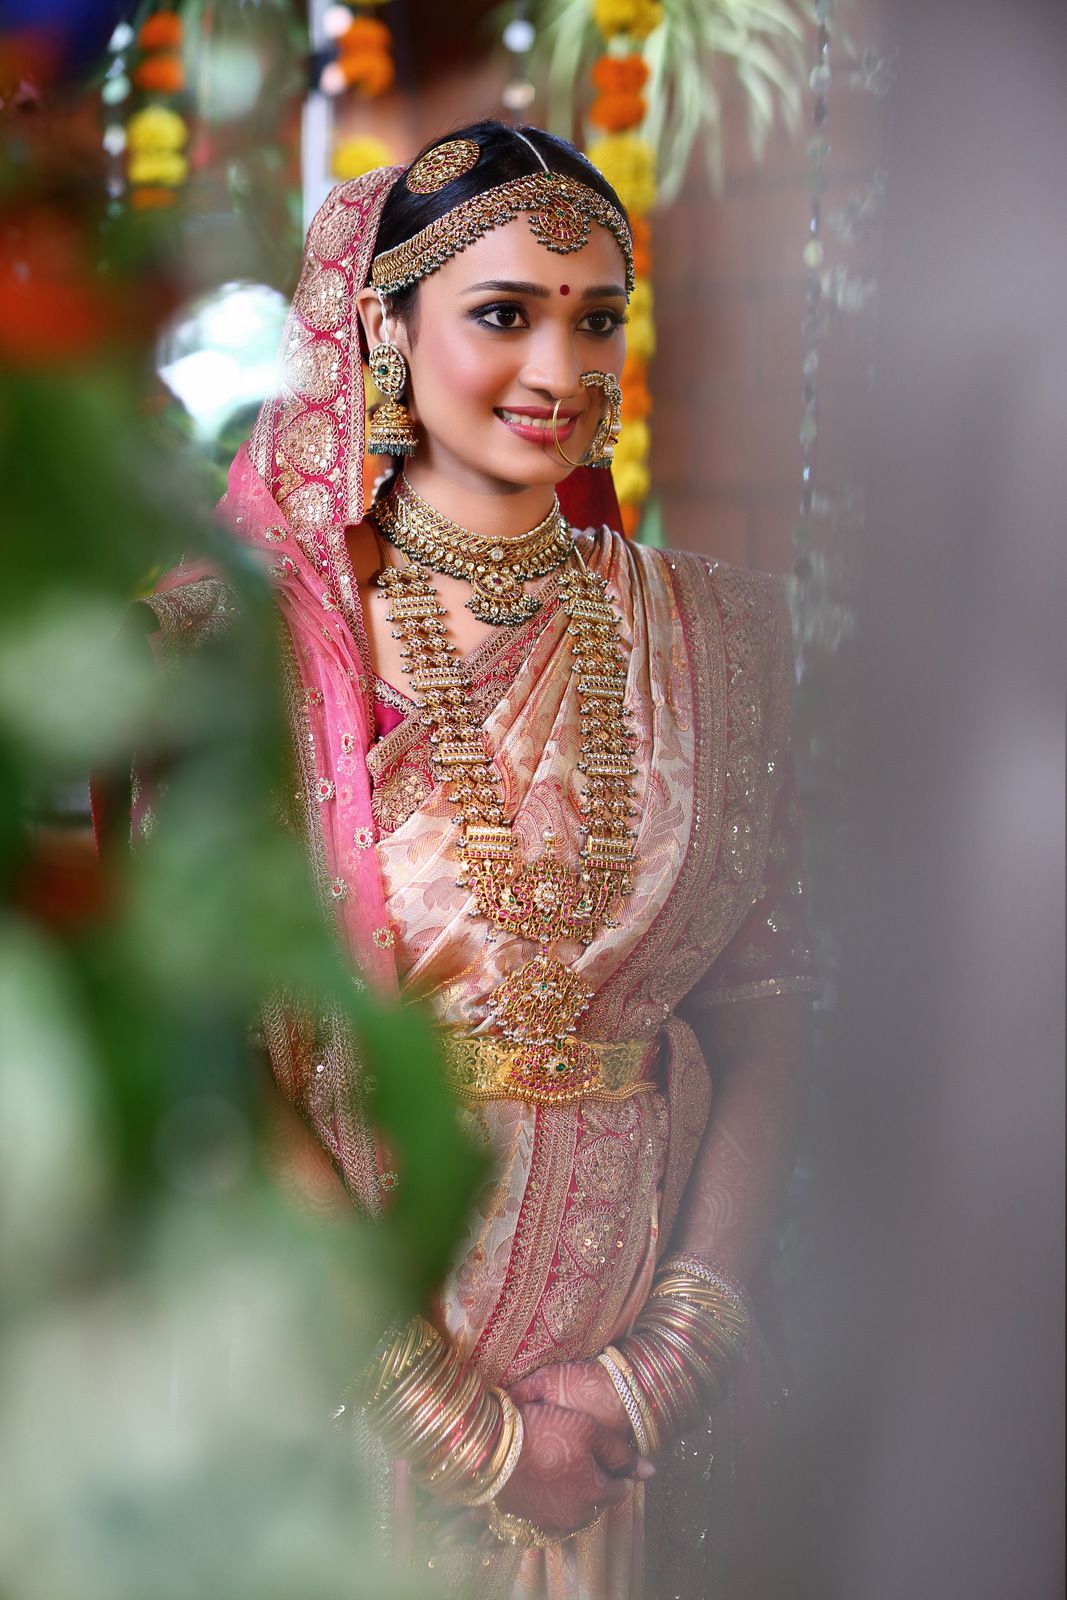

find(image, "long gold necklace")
[370,476,571,627]
[377,539,636,1103]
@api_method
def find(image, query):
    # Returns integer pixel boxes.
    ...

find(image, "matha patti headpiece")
[372,171,635,298]
[405,137,481,193]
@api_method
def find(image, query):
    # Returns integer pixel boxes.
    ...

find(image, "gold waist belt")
[440,1033,659,1108]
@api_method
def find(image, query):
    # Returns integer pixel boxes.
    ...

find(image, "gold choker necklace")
[369,476,572,627]
[378,545,636,1104]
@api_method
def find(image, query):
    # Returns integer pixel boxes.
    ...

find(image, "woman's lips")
[495,407,579,444]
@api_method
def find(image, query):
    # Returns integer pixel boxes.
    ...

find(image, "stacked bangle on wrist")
[358,1314,524,1504]
[597,1346,656,1455]
[599,1254,751,1457]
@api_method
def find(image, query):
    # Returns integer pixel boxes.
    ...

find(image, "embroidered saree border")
[469,1106,579,1386]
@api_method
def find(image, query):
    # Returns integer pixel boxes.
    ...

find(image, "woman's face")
[363,216,628,490]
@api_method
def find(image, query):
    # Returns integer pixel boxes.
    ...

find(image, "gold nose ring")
[551,396,586,467]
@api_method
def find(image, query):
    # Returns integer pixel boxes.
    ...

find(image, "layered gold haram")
[374,537,636,1105]
[599,1255,751,1456]
[374,475,571,627]
[358,1315,524,1504]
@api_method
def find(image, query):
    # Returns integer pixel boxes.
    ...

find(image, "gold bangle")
[598,1347,657,1455]
[461,1395,524,1505]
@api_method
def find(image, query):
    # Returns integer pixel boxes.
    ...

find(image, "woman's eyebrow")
[461,278,627,300]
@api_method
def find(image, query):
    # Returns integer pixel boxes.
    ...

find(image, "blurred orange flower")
[620,503,641,539]
[130,186,177,210]
[133,54,185,94]
[342,50,395,97]
[591,54,648,93]
[621,374,651,420]
[589,91,645,132]
[339,17,391,53]
[138,12,183,51]
[0,213,117,362]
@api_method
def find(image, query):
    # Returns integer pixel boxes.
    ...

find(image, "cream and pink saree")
[141,172,815,1598]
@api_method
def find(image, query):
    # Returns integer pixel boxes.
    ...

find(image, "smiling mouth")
[495,408,581,433]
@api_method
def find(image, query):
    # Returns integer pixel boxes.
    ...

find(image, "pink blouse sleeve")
[686,751,819,1009]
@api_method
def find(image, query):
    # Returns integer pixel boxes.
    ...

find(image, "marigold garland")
[125,8,188,208]
[583,20,658,535]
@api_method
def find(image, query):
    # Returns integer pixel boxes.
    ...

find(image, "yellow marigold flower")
[128,150,189,188]
[592,0,664,40]
[614,418,650,464]
[613,457,651,505]
[127,105,188,155]
[629,276,653,321]
[587,133,657,217]
[332,135,394,181]
[626,310,656,362]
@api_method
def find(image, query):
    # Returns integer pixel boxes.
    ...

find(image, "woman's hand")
[493,1398,636,1537]
[509,1357,637,1440]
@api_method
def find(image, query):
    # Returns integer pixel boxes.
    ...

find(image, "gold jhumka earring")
[551,370,623,470]
[367,291,418,457]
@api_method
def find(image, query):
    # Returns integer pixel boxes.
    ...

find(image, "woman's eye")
[475,304,527,330]
[581,310,626,336]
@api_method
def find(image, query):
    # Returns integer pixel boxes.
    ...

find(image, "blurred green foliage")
[0,6,484,1594]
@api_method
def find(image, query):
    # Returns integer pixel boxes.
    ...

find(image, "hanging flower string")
[585,0,662,537]
[126,8,188,210]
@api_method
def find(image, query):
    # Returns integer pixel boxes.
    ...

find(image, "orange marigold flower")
[591,54,648,93]
[620,503,641,539]
[629,214,652,275]
[589,91,646,132]
[342,49,395,96]
[622,351,647,387]
[133,54,185,93]
[130,186,177,210]
[138,12,183,51]
[621,375,651,420]
[340,16,391,51]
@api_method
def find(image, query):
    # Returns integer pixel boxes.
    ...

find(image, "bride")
[157,116,815,1598]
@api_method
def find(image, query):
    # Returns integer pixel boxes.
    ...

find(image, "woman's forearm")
[671,994,811,1280]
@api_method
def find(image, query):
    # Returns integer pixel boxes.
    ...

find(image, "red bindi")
[559,283,570,296]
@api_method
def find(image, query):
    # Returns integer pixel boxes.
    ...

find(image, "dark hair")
[372,119,630,338]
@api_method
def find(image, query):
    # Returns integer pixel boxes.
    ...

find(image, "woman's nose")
[519,327,582,402]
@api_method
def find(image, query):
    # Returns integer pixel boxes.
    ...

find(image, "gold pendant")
[463,830,616,945]
[503,1037,600,1105]
[488,951,598,1104]
[488,951,593,1044]
[467,565,542,627]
